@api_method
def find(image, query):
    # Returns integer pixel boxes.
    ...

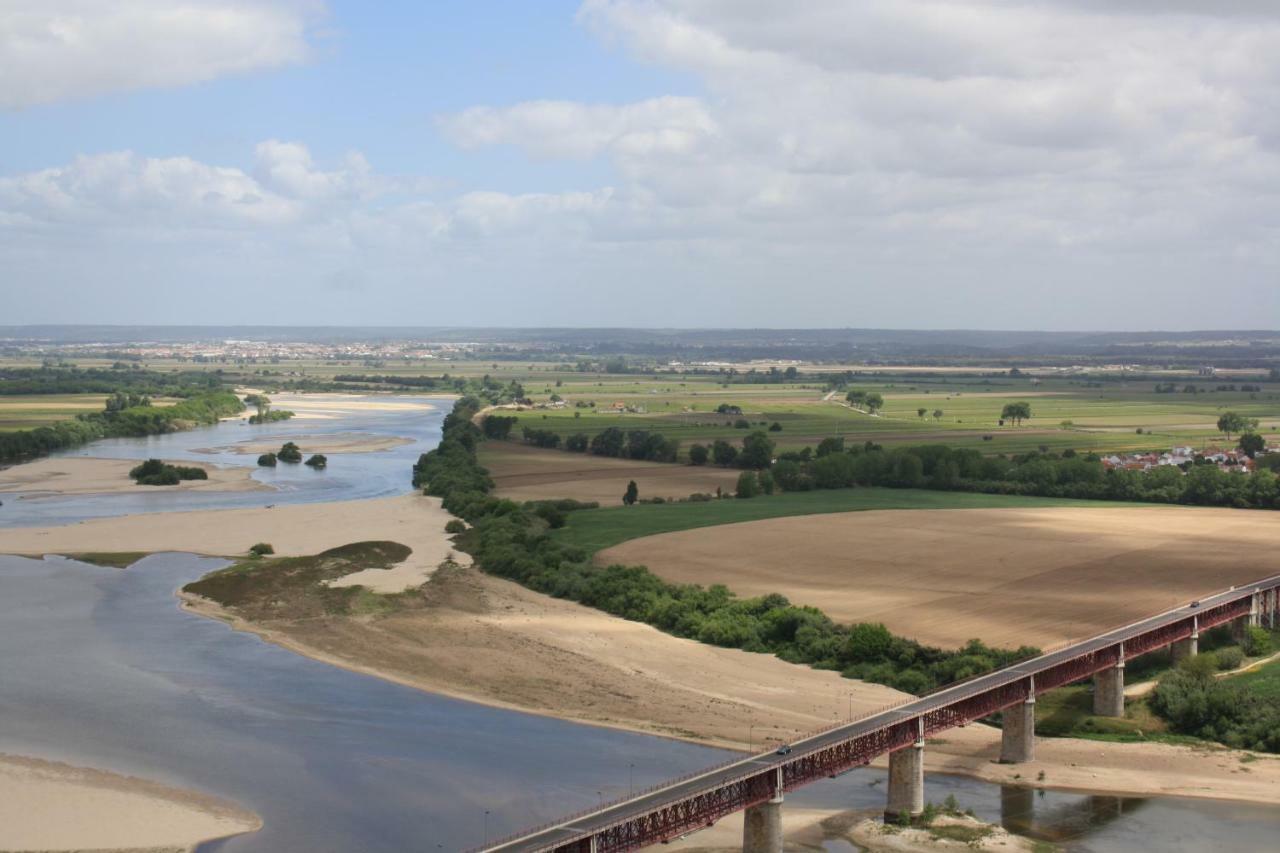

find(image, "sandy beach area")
[0,753,259,852]
[193,433,414,456]
[0,456,267,497]
[0,493,468,591]
[255,393,438,421]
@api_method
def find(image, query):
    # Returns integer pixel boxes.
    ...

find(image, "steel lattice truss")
[513,583,1280,853]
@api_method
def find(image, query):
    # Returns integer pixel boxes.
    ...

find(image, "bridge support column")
[742,769,783,853]
[1172,618,1199,665]
[885,738,924,822]
[1000,696,1036,763]
[1092,662,1124,718]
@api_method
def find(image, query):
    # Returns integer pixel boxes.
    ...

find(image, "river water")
[0,398,1276,850]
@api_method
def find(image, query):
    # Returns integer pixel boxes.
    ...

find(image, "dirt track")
[599,505,1280,649]
[481,443,740,505]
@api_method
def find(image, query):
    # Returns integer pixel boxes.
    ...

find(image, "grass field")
[1233,655,1280,699]
[6,355,1278,456]
[0,393,107,432]
[552,487,1106,556]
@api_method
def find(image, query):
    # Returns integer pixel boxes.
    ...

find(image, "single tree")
[1217,411,1256,441]
[711,439,739,467]
[1239,432,1265,458]
[1000,401,1032,426]
[863,392,884,414]
[623,480,639,506]
[739,430,776,469]
[932,408,944,421]
[688,443,709,466]
[917,407,927,419]
[735,470,760,499]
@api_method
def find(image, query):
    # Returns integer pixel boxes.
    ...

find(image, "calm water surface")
[1,400,1277,850]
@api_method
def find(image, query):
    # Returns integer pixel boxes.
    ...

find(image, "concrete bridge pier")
[1172,618,1198,665]
[885,737,925,822]
[1092,661,1125,718]
[1000,695,1036,763]
[743,769,784,853]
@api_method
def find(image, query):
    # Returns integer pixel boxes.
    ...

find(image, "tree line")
[0,391,245,463]
[413,398,1038,695]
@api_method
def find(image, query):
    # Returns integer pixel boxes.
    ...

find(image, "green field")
[1233,655,1280,699]
[552,487,1116,556]
[0,393,107,432]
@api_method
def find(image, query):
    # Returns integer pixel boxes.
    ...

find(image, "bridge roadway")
[484,574,1280,852]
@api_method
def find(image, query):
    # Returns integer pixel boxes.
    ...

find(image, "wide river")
[0,397,1276,851]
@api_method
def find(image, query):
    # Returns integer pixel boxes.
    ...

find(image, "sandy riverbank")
[193,433,414,456]
[0,493,468,591]
[0,456,267,497]
[256,393,439,421]
[10,495,1280,808]
[0,753,259,852]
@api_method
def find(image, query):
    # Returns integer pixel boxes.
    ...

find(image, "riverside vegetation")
[413,397,1039,695]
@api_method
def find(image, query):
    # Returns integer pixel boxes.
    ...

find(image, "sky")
[2,0,1278,330]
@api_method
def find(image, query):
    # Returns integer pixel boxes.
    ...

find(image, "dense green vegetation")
[0,390,244,462]
[128,458,208,486]
[305,454,328,469]
[413,398,1039,695]
[1150,647,1280,753]
[59,552,150,569]
[0,365,222,396]
[277,441,303,463]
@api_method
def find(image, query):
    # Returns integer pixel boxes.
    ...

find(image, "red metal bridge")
[482,575,1280,853]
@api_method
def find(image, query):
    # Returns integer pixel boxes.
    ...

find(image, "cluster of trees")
[688,431,776,469]
[0,390,244,464]
[411,398,1038,695]
[753,441,1280,509]
[543,426,685,462]
[845,390,884,413]
[244,393,295,424]
[128,458,208,486]
[1150,643,1280,753]
[0,366,221,396]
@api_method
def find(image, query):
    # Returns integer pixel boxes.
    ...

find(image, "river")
[0,397,1276,850]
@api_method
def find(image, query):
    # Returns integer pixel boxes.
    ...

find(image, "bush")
[249,542,274,557]
[277,442,303,463]
[1243,625,1273,657]
[1216,647,1244,670]
[445,519,467,535]
[257,453,277,467]
[304,454,328,469]
[736,470,760,499]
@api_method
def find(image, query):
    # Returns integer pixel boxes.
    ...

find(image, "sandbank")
[0,493,468,592]
[193,432,413,456]
[0,456,267,497]
[0,753,259,852]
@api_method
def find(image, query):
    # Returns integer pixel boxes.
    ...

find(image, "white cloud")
[438,96,716,160]
[0,1,316,108]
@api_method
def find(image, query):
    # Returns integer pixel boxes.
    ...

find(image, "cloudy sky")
[2,1,1278,329]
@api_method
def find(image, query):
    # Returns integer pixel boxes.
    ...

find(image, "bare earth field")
[0,753,259,852]
[0,494,468,592]
[481,443,741,505]
[0,456,267,497]
[599,505,1280,650]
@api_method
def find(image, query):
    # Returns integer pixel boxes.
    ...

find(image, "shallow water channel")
[0,400,1277,850]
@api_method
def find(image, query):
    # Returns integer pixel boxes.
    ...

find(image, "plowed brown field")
[480,443,741,505]
[599,506,1280,649]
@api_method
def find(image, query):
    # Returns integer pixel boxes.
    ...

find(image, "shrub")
[277,442,303,463]
[1243,625,1273,657]
[1216,647,1244,670]
[736,470,760,498]
[249,542,274,557]
[445,519,467,534]
[304,454,328,469]
[257,452,277,467]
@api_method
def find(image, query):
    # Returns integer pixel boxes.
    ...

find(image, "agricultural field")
[479,443,740,506]
[594,504,1280,650]
[0,393,108,432]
